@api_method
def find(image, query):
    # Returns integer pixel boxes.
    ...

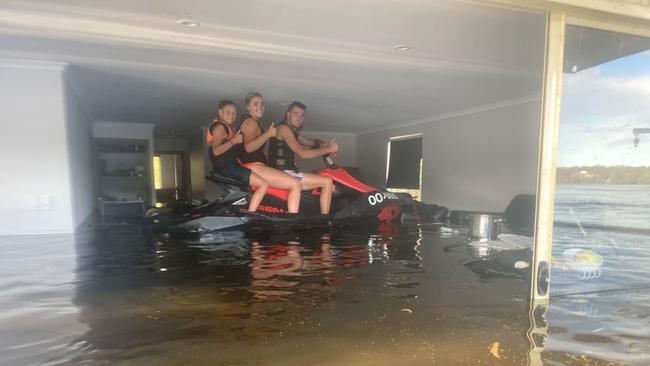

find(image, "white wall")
[92,121,155,202]
[63,71,95,228]
[356,99,541,212]
[0,61,76,234]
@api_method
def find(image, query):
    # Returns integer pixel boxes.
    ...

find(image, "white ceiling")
[0,0,547,134]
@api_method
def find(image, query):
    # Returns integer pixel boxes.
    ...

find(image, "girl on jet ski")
[236,92,302,213]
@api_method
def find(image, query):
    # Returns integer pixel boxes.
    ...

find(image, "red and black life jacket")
[207,120,238,171]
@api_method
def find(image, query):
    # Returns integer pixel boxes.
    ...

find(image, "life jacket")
[268,121,299,171]
[235,115,268,165]
[207,120,238,171]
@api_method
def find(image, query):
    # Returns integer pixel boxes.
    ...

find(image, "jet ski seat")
[206,171,291,202]
[206,171,248,188]
[205,171,250,205]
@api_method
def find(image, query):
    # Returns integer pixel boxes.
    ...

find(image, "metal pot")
[467,214,503,241]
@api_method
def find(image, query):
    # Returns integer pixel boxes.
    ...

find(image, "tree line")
[556,166,650,184]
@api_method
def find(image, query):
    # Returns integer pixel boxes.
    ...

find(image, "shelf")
[95,137,151,204]
[99,151,146,157]
[97,141,146,154]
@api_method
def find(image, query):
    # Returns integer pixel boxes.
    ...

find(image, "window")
[385,135,423,200]
[551,26,650,298]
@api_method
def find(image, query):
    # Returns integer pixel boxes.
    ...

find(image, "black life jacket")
[235,115,268,165]
[268,121,299,171]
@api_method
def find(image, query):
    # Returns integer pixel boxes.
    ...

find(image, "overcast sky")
[557,50,650,167]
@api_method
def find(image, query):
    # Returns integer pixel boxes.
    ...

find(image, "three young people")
[208,92,338,214]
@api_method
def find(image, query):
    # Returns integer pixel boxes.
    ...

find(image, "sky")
[557,49,650,167]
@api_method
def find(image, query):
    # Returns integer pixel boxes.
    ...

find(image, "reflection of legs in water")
[249,242,303,299]
[247,172,268,212]
[321,242,332,272]
[248,164,301,213]
[300,173,334,214]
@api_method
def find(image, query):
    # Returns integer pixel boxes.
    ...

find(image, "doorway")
[153,152,190,206]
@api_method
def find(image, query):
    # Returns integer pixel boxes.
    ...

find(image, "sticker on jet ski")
[367,192,400,206]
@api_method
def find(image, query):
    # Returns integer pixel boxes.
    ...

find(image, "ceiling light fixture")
[393,44,411,52]
[176,18,200,28]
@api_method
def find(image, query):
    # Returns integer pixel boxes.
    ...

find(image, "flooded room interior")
[1,0,649,365]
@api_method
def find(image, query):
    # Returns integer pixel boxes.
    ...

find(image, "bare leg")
[247,172,268,212]
[248,164,301,213]
[300,173,333,214]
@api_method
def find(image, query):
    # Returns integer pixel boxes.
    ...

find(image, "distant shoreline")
[556,166,650,184]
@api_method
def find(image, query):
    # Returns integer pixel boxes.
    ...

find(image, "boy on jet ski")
[268,101,339,214]
[207,100,269,212]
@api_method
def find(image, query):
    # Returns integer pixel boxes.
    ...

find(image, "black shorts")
[220,164,251,186]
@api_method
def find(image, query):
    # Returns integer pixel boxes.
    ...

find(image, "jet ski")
[146,156,414,234]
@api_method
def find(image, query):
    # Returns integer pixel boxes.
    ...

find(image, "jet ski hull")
[147,166,418,235]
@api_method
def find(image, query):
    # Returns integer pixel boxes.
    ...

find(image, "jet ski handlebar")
[312,138,338,169]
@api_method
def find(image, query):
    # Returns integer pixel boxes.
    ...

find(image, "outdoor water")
[546,184,650,365]
[0,185,649,365]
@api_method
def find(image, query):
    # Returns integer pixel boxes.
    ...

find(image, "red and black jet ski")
[146,156,413,234]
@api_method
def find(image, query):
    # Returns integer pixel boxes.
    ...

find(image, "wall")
[189,129,206,201]
[154,137,189,152]
[356,99,542,212]
[63,71,95,228]
[92,121,155,202]
[0,61,76,234]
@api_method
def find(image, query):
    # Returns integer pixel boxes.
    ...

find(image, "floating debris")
[489,341,501,359]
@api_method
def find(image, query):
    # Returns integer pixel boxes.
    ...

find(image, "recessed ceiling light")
[393,44,411,52]
[176,19,200,28]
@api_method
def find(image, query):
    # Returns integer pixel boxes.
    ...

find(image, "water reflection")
[6,222,645,365]
[68,226,413,360]
[0,224,556,365]
[544,291,650,365]
[2,224,647,365]
[51,224,534,365]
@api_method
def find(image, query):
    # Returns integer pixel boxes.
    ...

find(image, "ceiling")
[0,0,547,135]
[564,24,650,73]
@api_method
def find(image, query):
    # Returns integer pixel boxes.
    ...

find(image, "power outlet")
[39,195,52,210]
[24,195,54,210]
[25,195,38,210]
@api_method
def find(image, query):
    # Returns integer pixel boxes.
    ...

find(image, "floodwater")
[1,186,649,366]
[546,185,650,365]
